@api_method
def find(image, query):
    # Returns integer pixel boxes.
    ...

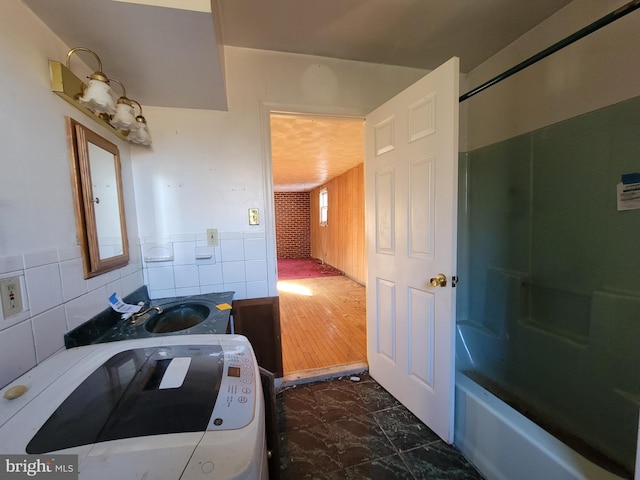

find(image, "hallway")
[278,275,367,375]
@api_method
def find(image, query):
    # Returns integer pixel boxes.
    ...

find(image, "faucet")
[130,305,164,325]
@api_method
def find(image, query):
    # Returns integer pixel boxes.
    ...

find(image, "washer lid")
[27,344,224,454]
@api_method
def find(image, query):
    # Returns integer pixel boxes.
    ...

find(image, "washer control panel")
[207,342,257,430]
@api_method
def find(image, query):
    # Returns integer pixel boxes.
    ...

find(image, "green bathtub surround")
[457,94,640,476]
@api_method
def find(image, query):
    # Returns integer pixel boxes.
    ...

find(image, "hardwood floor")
[278,275,367,374]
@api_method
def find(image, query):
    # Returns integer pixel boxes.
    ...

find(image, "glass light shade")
[128,117,152,146]
[78,78,116,115]
[111,102,136,130]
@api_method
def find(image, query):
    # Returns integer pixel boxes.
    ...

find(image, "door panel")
[408,93,436,142]
[409,156,435,257]
[374,115,395,155]
[375,278,396,362]
[374,169,395,253]
[365,57,459,442]
[408,287,435,388]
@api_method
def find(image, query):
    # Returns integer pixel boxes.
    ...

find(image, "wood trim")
[66,117,129,278]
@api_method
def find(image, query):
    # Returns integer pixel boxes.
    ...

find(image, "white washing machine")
[0,334,268,480]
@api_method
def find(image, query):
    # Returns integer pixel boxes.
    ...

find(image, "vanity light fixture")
[127,100,152,146]
[68,47,117,116]
[49,47,151,146]
[109,79,136,131]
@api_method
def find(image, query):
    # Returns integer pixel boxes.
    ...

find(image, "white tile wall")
[174,265,199,288]
[222,261,246,284]
[142,232,272,301]
[85,272,107,291]
[24,263,64,317]
[176,286,201,296]
[173,241,197,265]
[146,266,176,291]
[0,242,144,389]
[0,255,25,274]
[31,306,67,363]
[246,281,269,298]
[200,284,225,295]
[0,321,36,388]
[225,282,247,299]
[220,238,245,262]
[122,269,144,295]
[106,277,124,303]
[65,287,114,332]
[244,237,267,260]
[23,249,58,269]
[198,264,223,286]
[0,228,270,387]
[245,259,268,282]
[59,258,88,302]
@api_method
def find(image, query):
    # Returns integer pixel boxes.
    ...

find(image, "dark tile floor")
[276,373,485,479]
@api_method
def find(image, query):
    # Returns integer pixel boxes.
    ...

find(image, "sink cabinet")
[231,297,283,378]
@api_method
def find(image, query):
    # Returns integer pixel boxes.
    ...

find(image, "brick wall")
[274,192,311,259]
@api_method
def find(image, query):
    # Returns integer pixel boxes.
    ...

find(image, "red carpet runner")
[277,258,342,281]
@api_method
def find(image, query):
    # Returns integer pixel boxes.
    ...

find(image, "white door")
[365,57,459,443]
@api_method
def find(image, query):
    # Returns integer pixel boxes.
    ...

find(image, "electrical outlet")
[1,276,23,318]
[206,228,219,247]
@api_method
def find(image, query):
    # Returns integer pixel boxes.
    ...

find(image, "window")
[319,188,328,226]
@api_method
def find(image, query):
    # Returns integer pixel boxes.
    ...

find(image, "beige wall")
[133,47,428,296]
[0,0,143,388]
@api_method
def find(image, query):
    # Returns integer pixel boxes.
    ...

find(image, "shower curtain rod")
[459,0,640,103]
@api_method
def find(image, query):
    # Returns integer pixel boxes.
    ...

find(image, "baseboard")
[280,362,368,390]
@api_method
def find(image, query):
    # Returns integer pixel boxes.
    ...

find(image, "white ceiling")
[23,0,228,110]
[270,114,364,192]
[22,0,573,191]
[23,0,574,110]
[219,0,574,73]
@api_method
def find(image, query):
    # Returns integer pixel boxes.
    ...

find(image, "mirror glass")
[67,118,129,278]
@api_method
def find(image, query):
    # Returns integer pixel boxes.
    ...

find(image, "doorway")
[269,111,367,378]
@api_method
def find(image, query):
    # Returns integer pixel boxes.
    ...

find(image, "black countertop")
[65,286,234,348]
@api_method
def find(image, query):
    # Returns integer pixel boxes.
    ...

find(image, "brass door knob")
[429,274,447,288]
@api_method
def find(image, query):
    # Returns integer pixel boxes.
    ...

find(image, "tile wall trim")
[0,239,144,389]
[141,231,271,300]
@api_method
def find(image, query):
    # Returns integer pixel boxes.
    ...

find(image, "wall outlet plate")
[1,276,23,318]
[207,228,219,246]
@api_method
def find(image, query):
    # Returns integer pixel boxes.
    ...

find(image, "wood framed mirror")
[67,117,129,278]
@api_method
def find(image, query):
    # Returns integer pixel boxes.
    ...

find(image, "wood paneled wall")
[310,163,366,284]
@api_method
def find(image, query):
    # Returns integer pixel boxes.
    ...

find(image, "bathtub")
[454,277,639,479]
[454,372,627,480]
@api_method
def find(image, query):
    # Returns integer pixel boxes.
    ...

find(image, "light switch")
[249,209,260,225]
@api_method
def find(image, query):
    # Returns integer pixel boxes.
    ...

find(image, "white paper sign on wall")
[617,173,640,211]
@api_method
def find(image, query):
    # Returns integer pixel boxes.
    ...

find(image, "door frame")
[258,101,366,297]
[259,102,368,376]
